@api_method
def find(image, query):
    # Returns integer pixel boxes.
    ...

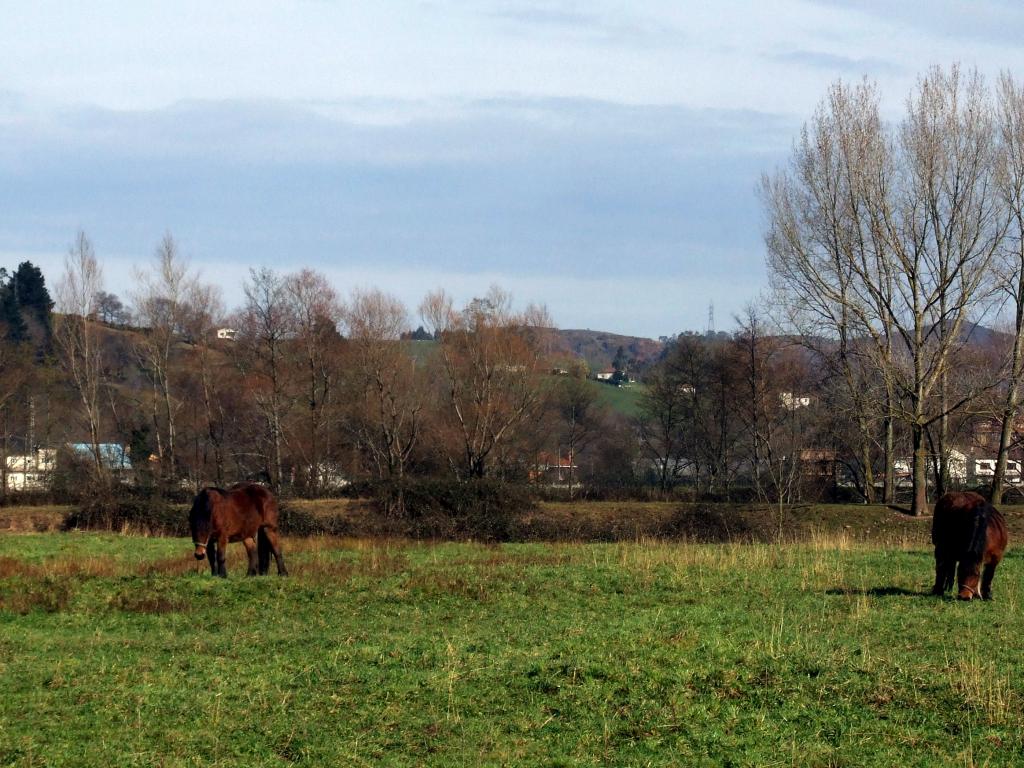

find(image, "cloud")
[484,2,685,48]
[767,50,903,77]
[0,95,792,336]
[805,0,1024,47]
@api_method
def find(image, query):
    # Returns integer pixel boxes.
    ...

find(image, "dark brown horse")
[931,491,1008,600]
[189,483,288,577]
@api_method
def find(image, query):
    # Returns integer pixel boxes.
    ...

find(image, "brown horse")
[931,491,1008,600]
[189,483,288,577]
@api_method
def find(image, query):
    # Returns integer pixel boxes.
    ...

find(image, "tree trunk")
[911,421,929,516]
[992,403,1017,504]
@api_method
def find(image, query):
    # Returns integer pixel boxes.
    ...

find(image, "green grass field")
[1,531,1022,766]
[589,380,647,418]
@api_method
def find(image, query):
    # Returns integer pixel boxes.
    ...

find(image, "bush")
[63,498,187,537]
[656,504,798,543]
[373,478,536,541]
[276,504,350,537]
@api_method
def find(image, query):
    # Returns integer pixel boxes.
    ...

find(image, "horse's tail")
[967,503,993,561]
[258,526,271,574]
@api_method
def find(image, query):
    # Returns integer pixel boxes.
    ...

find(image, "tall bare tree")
[344,289,424,495]
[992,72,1024,502]
[131,233,197,483]
[235,268,298,489]
[285,269,342,493]
[54,232,106,476]
[763,79,896,503]
[421,286,551,479]
[180,280,227,487]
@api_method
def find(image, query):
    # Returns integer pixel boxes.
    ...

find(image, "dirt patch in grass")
[0,576,74,614]
[110,590,190,614]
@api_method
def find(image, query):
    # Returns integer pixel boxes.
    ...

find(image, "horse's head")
[188,489,215,560]
[957,560,982,600]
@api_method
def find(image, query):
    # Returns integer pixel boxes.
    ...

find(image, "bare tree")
[421,286,551,479]
[344,289,424,500]
[53,232,106,476]
[763,79,896,503]
[180,280,227,487]
[235,268,298,489]
[992,72,1024,503]
[732,304,781,499]
[131,233,198,483]
[551,372,604,497]
[285,269,343,493]
[636,363,690,492]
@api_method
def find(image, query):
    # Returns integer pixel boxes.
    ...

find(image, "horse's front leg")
[216,534,229,578]
[932,553,955,595]
[243,537,258,576]
[207,540,219,577]
[981,560,1000,601]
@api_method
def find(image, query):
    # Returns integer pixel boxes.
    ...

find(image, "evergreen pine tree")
[13,261,54,338]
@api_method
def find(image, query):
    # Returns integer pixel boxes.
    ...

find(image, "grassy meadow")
[1,527,1023,767]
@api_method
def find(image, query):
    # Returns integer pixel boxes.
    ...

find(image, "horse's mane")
[190,487,225,522]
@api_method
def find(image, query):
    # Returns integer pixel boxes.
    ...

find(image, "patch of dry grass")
[0,505,72,533]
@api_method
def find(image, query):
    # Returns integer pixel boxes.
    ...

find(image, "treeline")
[0,225,1012,512]
[2,236,648,505]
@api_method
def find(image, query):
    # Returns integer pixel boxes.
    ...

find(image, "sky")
[4,1,1024,337]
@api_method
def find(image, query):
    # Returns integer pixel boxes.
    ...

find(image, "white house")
[5,448,56,491]
[216,328,238,340]
[780,392,812,410]
[892,449,1010,487]
[971,457,1022,484]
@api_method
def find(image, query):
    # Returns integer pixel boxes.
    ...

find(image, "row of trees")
[763,65,1024,514]
[2,224,1016,510]
[0,237,640,501]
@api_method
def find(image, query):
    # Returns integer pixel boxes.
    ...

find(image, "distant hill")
[552,329,664,375]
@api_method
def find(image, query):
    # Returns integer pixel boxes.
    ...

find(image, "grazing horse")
[931,491,1008,600]
[189,483,288,577]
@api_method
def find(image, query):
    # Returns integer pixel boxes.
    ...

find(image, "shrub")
[63,498,187,537]
[373,478,536,541]
[656,504,799,543]
[276,504,350,537]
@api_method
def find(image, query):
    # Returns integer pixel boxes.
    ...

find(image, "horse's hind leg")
[243,537,258,576]
[257,527,271,575]
[264,528,288,576]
